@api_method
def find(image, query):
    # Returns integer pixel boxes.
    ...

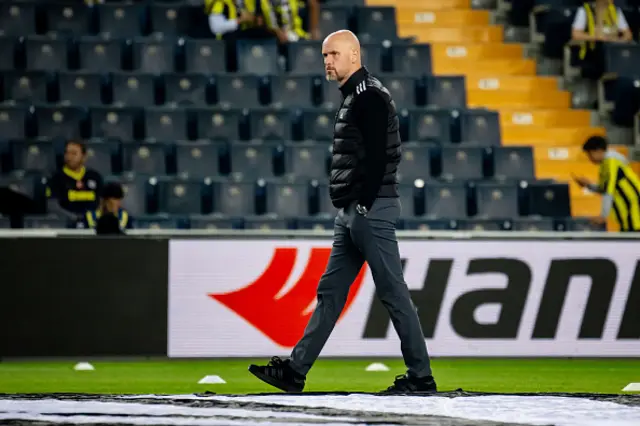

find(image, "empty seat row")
[0,36,433,76]
[1,141,534,182]
[1,175,569,218]
[0,3,399,43]
[0,106,495,144]
[3,215,603,232]
[1,71,464,110]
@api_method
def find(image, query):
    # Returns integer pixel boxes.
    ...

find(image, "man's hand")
[572,174,592,188]
[590,216,606,226]
[311,28,322,40]
[238,11,255,24]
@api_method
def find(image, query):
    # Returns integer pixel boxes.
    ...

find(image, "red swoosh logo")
[209,247,367,347]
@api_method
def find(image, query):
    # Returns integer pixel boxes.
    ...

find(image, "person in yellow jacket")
[571,0,633,57]
[205,0,271,39]
[263,0,321,42]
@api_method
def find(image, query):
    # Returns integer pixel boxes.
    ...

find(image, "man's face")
[586,149,606,164]
[103,198,121,213]
[322,38,354,83]
[64,143,85,170]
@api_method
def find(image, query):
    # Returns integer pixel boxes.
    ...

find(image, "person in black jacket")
[249,30,437,394]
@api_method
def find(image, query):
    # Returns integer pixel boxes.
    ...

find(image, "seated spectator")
[46,140,103,221]
[264,0,321,42]
[571,0,633,77]
[84,182,131,235]
[206,0,273,40]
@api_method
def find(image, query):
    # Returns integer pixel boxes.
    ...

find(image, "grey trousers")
[289,197,432,378]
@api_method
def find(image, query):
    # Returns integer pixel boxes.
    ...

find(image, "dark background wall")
[0,238,168,357]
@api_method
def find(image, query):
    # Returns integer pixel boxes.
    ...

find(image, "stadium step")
[498,110,593,127]
[464,75,559,92]
[533,145,629,161]
[429,43,523,61]
[399,26,504,43]
[501,127,606,146]
[396,9,490,25]
[367,0,471,9]
[468,90,572,109]
[435,58,536,75]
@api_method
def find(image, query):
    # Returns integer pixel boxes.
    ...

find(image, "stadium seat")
[192,108,241,141]
[96,4,144,38]
[111,73,156,107]
[236,39,279,75]
[458,219,509,231]
[360,43,383,74]
[156,178,206,215]
[34,106,85,140]
[424,182,467,219]
[492,146,535,181]
[512,217,556,231]
[77,37,123,72]
[269,75,314,109]
[90,106,137,141]
[44,3,91,36]
[459,109,501,145]
[189,215,236,229]
[355,6,398,42]
[133,216,180,229]
[184,39,227,74]
[397,142,433,182]
[12,141,57,174]
[265,181,311,217]
[302,109,334,141]
[284,142,330,180]
[57,72,103,107]
[132,39,176,74]
[526,181,571,217]
[249,109,292,141]
[23,216,69,229]
[229,142,279,180]
[288,41,323,75]
[398,182,422,216]
[321,80,343,110]
[2,71,48,105]
[149,4,191,38]
[244,216,290,230]
[84,141,116,176]
[0,106,27,139]
[215,74,261,109]
[408,109,452,143]
[318,6,350,38]
[425,76,467,108]
[122,142,168,175]
[144,107,188,142]
[378,76,417,109]
[175,141,221,179]
[391,44,432,76]
[474,182,519,219]
[0,1,36,36]
[162,73,211,107]
[440,146,485,181]
[402,218,455,230]
[0,37,15,71]
[25,36,68,71]
[296,216,335,230]
[212,179,256,216]
[117,176,150,216]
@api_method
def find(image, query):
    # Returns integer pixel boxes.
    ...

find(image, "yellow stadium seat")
[533,145,629,161]
[396,9,489,25]
[464,75,558,91]
[399,26,503,43]
[468,90,571,109]
[502,126,606,145]
[435,58,536,75]
[429,43,523,60]
[367,0,471,8]
[498,110,592,127]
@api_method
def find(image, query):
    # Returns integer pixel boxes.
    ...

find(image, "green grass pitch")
[0,359,638,395]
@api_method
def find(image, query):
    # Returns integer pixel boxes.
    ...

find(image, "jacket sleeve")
[352,90,390,211]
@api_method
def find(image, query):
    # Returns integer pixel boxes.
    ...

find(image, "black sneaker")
[248,356,306,393]
[381,373,437,394]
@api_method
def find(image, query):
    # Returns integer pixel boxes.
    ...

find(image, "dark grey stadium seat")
[355,6,398,42]
[493,146,535,181]
[513,217,555,231]
[378,76,416,109]
[408,109,452,143]
[316,183,338,217]
[2,71,48,104]
[77,37,123,72]
[132,39,175,74]
[192,108,241,141]
[302,109,335,141]
[24,216,69,229]
[392,44,432,76]
[96,4,144,38]
[175,141,221,179]
[122,143,168,175]
[319,6,349,38]
[424,183,467,219]
[157,178,204,215]
[459,109,501,145]
[402,218,454,230]
[249,109,292,141]
[189,215,235,229]
[269,76,314,109]
[0,216,10,229]
[0,2,36,36]
[425,76,467,108]
[149,4,190,38]
[25,36,68,71]
[184,39,226,74]
[34,106,85,140]
[133,216,179,229]
[321,80,342,110]
[118,176,150,216]
[213,180,256,216]
[163,73,210,107]
[0,106,27,139]
[215,74,260,109]
[244,216,289,230]
[297,216,335,230]
[57,72,103,107]
[526,182,571,217]
[12,141,56,174]
[111,73,156,107]
[398,143,432,184]
[398,183,419,216]
[265,181,310,217]
[475,182,519,219]
[44,3,91,36]
[229,142,278,180]
[236,39,279,75]
[458,219,508,231]
[288,41,323,75]
[90,106,137,141]
[440,146,485,181]
[284,142,330,180]
[84,142,114,177]
[144,107,188,142]
[0,37,15,70]
[360,43,383,74]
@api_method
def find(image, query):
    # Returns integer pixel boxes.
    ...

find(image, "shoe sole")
[248,365,304,393]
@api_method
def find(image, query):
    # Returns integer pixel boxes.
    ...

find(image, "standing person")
[573,136,640,232]
[249,30,437,394]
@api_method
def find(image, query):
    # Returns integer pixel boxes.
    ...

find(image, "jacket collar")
[339,66,369,97]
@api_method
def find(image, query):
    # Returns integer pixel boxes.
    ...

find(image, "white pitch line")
[623,383,640,392]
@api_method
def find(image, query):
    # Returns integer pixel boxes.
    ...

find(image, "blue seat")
[398,182,421,216]
[133,216,180,229]
[297,216,335,230]
[23,216,69,229]
[458,219,510,231]
[189,215,236,229]
[0,1,36,36]
[321,80,343,110]
[269,75,314,109]
[459,109,501,145]
[12,141,56,174]
[149,4,191,37]
[244,216,290,230]
[512,217,556,231]
[44,3,92,36]
[360,43,383,74]
[84,141,116,176]
[288,41,323,75]
[117,176,150,216]
[0,37,15,71]
[302,109,334,141]
[604,43,640,77]
[318,6,350,39]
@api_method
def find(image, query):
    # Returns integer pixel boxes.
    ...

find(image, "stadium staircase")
[369,0,630,230]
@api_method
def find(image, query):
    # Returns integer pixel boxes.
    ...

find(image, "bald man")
[249,30,437,394]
